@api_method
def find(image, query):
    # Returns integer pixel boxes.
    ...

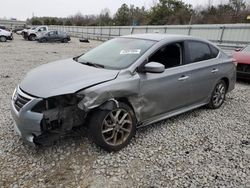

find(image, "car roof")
[121,33,203,42]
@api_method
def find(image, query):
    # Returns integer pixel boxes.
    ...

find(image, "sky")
[0,0,232,21]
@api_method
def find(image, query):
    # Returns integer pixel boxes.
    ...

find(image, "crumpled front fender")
[77,72,142,122]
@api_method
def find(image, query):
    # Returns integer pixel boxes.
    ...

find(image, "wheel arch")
[28,33,36,40]
[220,77,229,92]
[116,97,138,122]
[87,97,139,124]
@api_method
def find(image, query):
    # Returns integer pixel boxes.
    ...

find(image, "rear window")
[210,44,219,58]
[187,41,212,63]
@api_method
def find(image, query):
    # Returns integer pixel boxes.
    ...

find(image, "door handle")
[211,68,218,73]
[178,75,189,81]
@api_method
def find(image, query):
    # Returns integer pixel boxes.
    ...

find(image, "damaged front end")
[33,94,87,145]
[11,87,87,145]
[11,71,141,146]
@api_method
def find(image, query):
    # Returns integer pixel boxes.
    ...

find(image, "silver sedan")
[11,34,236,151]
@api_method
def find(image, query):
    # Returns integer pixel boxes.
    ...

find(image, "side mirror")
[142,62,165,73]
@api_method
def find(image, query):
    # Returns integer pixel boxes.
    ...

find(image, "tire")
[39,38,47,43]
[62,38,68,43]
[28,34,36,41]
[0,36,7,42]
[207,80,227,109]
[89,102,136,151]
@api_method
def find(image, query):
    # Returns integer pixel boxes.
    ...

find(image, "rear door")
[54,31,61,41]
[184,40,221,104]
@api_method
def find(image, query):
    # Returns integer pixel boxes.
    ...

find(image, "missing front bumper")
[11,88,87,145]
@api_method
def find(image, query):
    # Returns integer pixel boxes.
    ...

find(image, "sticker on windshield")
[120,49,141,55]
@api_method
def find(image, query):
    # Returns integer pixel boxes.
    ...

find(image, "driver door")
[138,42,192,121]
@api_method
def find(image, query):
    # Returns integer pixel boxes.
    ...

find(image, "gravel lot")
[0,35,250,187]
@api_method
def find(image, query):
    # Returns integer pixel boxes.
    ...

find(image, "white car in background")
[22,26,49,41]
[0,29,13,42]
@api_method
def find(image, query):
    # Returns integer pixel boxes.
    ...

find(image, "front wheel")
[28,34,36,41]
[39,38,47,43]
[208,80,227,109]
[89,102,136,151]
[0,36,7,42]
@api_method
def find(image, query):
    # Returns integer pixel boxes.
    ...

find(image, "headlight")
[32,94,83,113]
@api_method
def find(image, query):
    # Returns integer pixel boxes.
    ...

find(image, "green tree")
[98,8,112,26]
[148,0,192,25]
[31,18,43,25]
[129,5,149,25]
[43,18,51,25]
[114,4,131,25]
[57,19,63,25]
[50,18,58,25]
[65,19,72,26]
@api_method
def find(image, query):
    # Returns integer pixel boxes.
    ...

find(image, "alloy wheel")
[101,109,133,146]
[212,82,226,107]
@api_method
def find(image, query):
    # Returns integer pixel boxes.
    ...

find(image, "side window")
[39,27,46,31]
[210,44,219,58]
[187,41,211,63]
[49,31,56,35]
[149,42,183,69]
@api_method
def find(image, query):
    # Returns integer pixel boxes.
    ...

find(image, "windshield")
[242,45,250,52]
[77,38,156,69]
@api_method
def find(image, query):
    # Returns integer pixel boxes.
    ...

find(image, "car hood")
[20,58,119,98]
[0,29,11,36]
[233,52,250,65]
[27,29,36,34]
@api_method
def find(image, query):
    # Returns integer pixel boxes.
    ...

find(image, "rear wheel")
[62,38,68,43]
[0,36,7,42]
[208,80,227,109]
[89,102,136,151]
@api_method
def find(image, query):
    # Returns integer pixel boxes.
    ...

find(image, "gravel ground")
[0,35,250,187]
